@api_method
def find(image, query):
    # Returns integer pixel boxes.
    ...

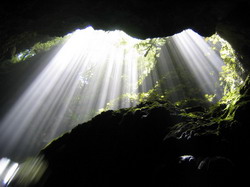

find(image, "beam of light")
[0,26,142,161]
[0,156,47,187]
[3,163,19,186]
[172,30,224,98]
[0,158,10,179]
[140,30,224,103]
[0,158,19,187]
[0,27,228,163]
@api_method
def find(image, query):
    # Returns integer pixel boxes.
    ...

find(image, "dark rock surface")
[31,76,250,187]
[37,92,249,186]
[1,0,250,186]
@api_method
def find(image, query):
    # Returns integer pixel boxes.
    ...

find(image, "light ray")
[0,27,142,161]
[0,27,229,163]
[140,30,225,103]
[171,30,224,99]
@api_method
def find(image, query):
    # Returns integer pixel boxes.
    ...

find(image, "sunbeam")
[0,26,142,161]
[0,27,228,163]
[139,29,224,103]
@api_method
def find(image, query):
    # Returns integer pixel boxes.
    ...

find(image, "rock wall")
[1,1,250,186]
[39,87,250,186]
[38,75,250,186]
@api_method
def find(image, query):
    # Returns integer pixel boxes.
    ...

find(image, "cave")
[0,0,250,186]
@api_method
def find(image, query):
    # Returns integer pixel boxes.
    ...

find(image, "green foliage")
[174,98,210,109]
[205,94,216,102]
[180,112,204,119]
[11,49,33,63]
[98,93,139,113]
[32,37,65,53]
[6,29,246,127]
[11,36,65,63]
[203,34,246,122]
[97,37,168,113]
[134,38,167,86]
[206,34,244,110]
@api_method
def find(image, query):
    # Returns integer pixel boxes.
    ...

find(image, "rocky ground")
[33,75,250,187]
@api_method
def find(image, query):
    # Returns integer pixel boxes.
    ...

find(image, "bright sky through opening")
[0,27,225,162]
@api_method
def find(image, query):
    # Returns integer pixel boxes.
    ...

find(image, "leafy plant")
[135,38,167,86]
[11,36,66,63]
[206,34,244,108]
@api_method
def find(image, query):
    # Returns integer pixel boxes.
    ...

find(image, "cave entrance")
[0,26,244,163]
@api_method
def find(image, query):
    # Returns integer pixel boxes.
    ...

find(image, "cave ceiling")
[0,0,249,69]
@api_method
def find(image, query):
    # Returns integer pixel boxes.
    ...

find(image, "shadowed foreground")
[27,76,250,187]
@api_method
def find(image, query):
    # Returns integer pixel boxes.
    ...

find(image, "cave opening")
[0,26,245,186]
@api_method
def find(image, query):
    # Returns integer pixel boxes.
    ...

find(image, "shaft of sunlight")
[0,26,141,161]
[0,27,226,163]
[171,30,224,100]
[140,29,224,103]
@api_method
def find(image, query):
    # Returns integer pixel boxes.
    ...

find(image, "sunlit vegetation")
[204,34,245,120]
[206,34,244,104]
[96,31,245,116]
[0,28,246,162]
[10,36,67,63]
[135,38,166,86]
[3,28,244,118]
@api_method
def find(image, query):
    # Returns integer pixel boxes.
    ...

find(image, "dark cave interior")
[0,0,250,186]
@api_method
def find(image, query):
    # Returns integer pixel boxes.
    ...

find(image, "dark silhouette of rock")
[32,98,248,187]
[0,1,250,186]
